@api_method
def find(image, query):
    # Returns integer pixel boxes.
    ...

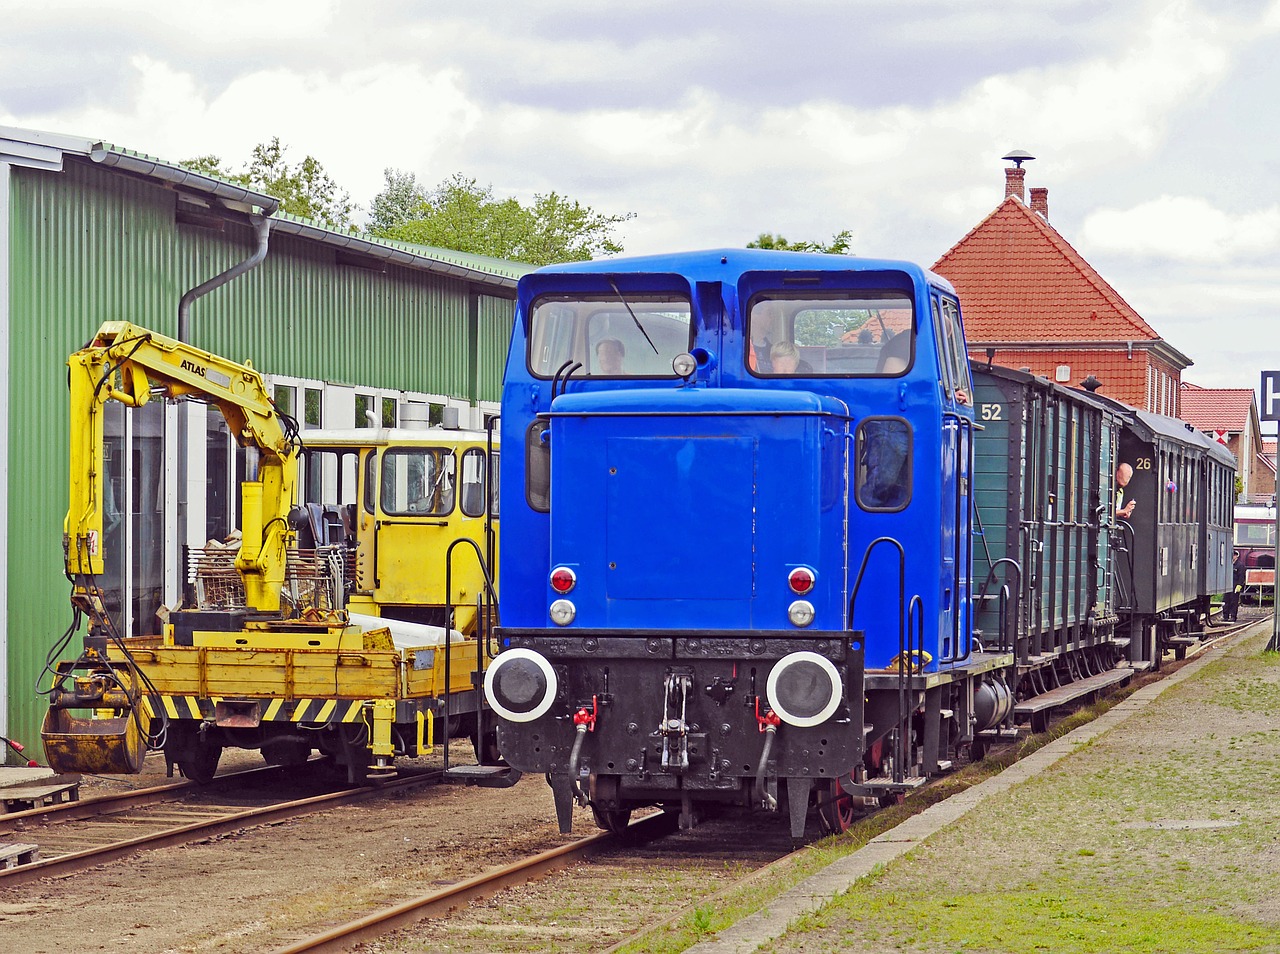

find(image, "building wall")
[4,157,515,753]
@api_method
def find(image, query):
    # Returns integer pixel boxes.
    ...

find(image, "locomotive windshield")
[528,294,693,378]
[748,292,913,376]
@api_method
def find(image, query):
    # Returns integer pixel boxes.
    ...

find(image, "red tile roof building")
[934,166,1191,415]
[1180,383,1272,502]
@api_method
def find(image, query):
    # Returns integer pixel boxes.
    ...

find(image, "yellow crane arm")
[65,320,298,614]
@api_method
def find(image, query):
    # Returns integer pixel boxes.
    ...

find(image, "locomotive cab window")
[856,417,912,512]
[380,447,456,516]
[459,448,488,517]
[747,292,913,376]
[526,419,551,513]
[528,294,693,378]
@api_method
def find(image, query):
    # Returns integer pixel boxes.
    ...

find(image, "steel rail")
[0,761,309,835]
[0,768,445,887]
[273,811,678,954]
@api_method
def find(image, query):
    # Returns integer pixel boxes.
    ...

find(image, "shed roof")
[0,126,531,290]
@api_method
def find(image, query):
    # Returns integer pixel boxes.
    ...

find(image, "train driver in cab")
[770,340,813,374]
[595,337,625,375]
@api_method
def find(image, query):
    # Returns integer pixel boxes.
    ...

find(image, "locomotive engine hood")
[544,386,850,631]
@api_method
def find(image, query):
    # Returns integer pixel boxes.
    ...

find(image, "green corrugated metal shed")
[0,126,532,756]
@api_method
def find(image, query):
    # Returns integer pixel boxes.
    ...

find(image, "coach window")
[856,417,912,511]
[749,292,914,376]
[528,294,692,378]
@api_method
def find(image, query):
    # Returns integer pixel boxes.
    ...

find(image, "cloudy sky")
[3,0,1278,409]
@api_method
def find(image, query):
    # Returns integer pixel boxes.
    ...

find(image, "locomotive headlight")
[766,651,842,728]
[672,352,697,378]
[788,599,816,627]
[549,599,576,626]
[484,648,559,723]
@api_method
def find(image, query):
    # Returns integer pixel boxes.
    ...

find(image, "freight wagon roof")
[525,247,956,295]
[0,125,530,290]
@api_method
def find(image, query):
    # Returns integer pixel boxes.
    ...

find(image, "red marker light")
[550,566,577,594]
[788,567,815,595]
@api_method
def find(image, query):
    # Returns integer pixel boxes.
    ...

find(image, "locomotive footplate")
[863,650,1014,690]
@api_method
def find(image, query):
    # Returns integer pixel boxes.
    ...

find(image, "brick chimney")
[1030,186,1048,220]
[1005,167,1026,202]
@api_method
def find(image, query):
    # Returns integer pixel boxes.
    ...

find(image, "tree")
[367,168,427,236]
[368,170,632,265]
[181,138,354,230]
[748,230,854,255]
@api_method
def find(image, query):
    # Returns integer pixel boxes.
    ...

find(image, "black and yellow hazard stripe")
[145,695,366,724]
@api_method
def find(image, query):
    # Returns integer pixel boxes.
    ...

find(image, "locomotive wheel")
[179,741,222,784]
[816,778,855,835]
[587,774,632,833]
[591,804,633,833]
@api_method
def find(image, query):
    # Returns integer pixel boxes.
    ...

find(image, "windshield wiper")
[607,277,660,355]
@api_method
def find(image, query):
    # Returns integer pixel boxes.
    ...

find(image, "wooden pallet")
[1,780,80,813]
[0,842,40,869]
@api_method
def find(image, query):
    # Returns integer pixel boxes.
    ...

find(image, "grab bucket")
[42,705,145,775]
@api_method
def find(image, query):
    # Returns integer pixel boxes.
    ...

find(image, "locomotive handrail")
[848,536,906,644]
[1109,518,1139,664]
[902,594,925,783]
[442,537,500,771]
[849,536,918,784]
[975,557,1024,656]
[939,413,977,665]
[551,359,581,400]
[485,412,500,651]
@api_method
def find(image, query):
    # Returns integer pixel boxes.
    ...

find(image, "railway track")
[0,760,445,887]
[260,622,1254,953]
[272,810,681,953]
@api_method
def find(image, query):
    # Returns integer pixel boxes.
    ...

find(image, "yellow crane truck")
[43,321,504,784]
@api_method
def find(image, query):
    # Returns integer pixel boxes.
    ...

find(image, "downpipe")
[178,213,273,342]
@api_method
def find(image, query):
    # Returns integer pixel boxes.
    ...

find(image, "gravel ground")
[763,625,1280,954]
[0,746,583,953]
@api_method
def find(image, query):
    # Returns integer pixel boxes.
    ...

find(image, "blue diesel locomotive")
[483,248,1233,839]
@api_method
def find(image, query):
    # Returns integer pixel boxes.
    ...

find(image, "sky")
[3,0,1279,414]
